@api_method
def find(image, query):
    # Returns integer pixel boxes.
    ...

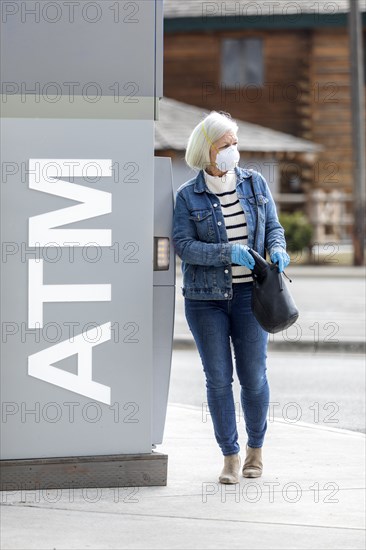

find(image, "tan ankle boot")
[242,444,263,478]
[219,453,241,484]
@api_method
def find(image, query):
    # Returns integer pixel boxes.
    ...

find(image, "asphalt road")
[169,349,366,434]
[174,272,366,345]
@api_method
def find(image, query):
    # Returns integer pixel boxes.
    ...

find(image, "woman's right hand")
[230,243,255,270]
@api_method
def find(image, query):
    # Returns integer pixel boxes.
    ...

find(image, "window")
[221,38,264,87]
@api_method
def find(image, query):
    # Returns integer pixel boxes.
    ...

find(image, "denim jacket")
[172,166,288,300]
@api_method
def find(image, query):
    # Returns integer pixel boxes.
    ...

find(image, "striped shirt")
[204,169,253,284]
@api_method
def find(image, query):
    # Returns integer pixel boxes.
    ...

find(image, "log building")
[161,0,366,243]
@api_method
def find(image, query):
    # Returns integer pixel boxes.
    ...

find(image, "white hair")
[185,110,239,171]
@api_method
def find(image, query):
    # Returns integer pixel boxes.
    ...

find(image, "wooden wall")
[164,29,310,137]
[309,28,364,193]
[164,27,365,195]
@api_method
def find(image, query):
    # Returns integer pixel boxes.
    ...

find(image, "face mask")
[215,144,240,171]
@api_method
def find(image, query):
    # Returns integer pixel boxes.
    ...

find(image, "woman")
[172,110,290,484]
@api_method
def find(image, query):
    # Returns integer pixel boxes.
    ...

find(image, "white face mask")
[215,144,240,171]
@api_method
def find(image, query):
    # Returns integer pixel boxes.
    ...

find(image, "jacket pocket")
[247,194,269,206]
[188,208,212,221]
[188,208,215,241]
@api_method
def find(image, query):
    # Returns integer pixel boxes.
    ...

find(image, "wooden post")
[348,0,366,265]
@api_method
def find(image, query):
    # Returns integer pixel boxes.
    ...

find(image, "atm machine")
[0,0,175,489]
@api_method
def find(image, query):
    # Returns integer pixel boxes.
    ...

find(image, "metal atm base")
[0,452,167,491]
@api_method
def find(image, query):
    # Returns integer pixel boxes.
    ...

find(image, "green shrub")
[278,211,313,252]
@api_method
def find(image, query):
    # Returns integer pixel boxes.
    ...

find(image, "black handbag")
[248,176,299,334]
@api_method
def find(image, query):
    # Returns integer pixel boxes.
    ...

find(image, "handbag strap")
[249,174,259,252]
[249,175,292,282]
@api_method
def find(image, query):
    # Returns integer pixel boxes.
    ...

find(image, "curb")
[175,265,366,279]
[173,337,365,353]
[168,403,366,437]
[268,267,366,278]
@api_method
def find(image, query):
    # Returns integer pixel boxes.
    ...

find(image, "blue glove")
[270,250,290,273]
[231,243,255,270]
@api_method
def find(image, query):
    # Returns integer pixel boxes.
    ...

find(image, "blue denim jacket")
[172,166,288,300]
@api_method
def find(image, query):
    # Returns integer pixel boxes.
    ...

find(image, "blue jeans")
[184,281,270,456]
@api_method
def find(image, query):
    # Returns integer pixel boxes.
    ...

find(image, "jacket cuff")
[221,243,233,265]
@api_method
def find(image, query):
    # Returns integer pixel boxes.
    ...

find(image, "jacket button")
[224,293,228,297]
[213,203,218,207]
[224,269,228,273]
[218,221,222,226]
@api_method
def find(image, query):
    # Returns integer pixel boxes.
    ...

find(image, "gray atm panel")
[0,118,155,459]
[0,0,170,489]
[153,157,175,445]
[1,0,163,118]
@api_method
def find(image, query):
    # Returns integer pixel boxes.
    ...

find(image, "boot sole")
[219,477,240,484]
[242,470,262,478]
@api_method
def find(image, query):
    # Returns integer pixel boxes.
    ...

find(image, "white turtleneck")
[204,169,253,284]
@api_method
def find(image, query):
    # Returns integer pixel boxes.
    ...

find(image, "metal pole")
[348,0,366,265]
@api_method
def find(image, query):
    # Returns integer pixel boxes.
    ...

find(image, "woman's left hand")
[270,251,290,273]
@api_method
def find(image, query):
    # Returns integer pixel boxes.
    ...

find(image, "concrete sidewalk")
[1,402,365,550]
[174,265,366,352]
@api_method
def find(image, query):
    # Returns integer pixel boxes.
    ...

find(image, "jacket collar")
[193,165,252,193]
